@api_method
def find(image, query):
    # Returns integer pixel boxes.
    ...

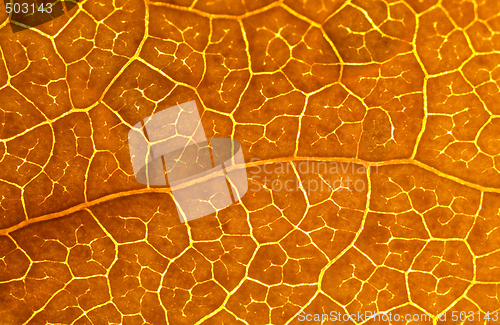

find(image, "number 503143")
[5,2,53,14]
[451,311,499,322]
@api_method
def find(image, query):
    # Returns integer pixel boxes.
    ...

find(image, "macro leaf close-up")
[1,0,500,324]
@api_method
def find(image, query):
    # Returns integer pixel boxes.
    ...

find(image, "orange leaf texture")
[1,0,500,324]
